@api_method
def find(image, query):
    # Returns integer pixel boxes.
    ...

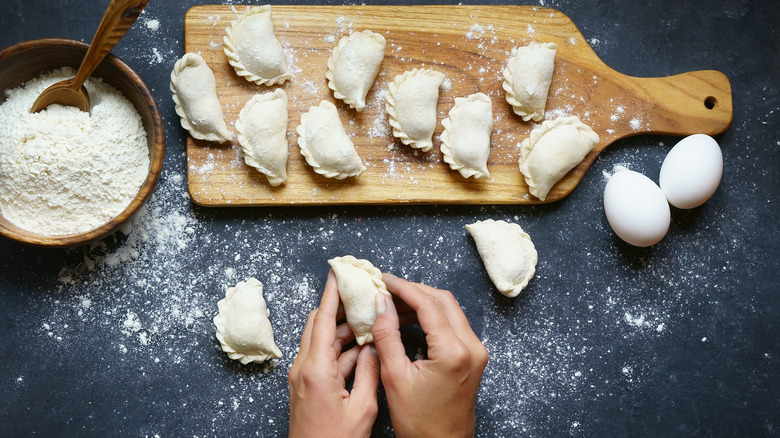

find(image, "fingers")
[396,278,471,332]
[289,307,318,382]
[333,345,380,420]
[415,282,481,348]
[333,321,356,350]
[372,292,410,373]
[309,271,341,357]
[297,307,318,357]
[382,274,462,353]
[382,274,487,365]
[349,345,380,412]
[386,274,477,339]
[336,344,361,380]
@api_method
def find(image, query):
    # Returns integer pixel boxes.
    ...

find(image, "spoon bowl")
[31,80,90,112]
[0,38,165,247]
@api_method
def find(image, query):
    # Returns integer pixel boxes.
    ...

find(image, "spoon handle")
[70,0,150,90]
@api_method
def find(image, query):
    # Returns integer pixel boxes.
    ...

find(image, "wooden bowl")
[0,38,165,247]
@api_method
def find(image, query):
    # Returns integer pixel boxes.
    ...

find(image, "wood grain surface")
[183,5,732,206]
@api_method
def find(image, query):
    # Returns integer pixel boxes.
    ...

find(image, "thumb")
[372,293,408,371]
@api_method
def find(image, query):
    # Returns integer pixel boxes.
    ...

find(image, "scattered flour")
[602,163,633,182]
[145,19,160,31]
[151,47,164,64]
[335,16,354,34]
[466,23,485,40]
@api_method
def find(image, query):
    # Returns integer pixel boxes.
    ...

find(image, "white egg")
[604,170,670,247]
[659,134,723,209]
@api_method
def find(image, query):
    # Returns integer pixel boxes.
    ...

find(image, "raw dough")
[223,5,291,86]
[518,115,599,201]
[440,93,493,179]
[170,53,231,143]
[296,100,366,179]
[466,219,537,298]
[328,256,390,345]
[326,30,386,111]
[386,68,446,152]
[213,278,282,364]
[502,42,558,122]
[236,89,289,186]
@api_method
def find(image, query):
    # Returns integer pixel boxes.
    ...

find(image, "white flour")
[0,67,149,236]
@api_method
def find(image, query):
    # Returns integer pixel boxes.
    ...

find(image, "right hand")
[372,273,489,438]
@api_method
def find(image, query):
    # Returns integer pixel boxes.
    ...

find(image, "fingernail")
[383,273,398,282]
[375,293,388,314]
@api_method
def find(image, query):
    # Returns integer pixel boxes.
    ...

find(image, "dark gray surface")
[1,0,779,436]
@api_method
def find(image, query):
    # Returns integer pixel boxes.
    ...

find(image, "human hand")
[372,274,489,438]
[288,271,380,438]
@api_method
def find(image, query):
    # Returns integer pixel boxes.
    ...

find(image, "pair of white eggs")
[604,134,723,247]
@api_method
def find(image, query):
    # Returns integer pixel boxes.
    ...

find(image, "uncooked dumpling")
[170,53,231,143]
[518,115,599,201]
[326,30,386,111]
[440,93,493,179]
[466,219,537,298]
[328,256,390,345]
[223,5,291,86]
[213,278,282,364]
[296,100,366,179]
[502,42,558,122]
[236,89,289,186]
[386,68,446,152]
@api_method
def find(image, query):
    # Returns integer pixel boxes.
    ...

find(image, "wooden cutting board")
[183,5,732,206]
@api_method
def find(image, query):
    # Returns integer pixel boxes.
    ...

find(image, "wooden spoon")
[30,0,149,113]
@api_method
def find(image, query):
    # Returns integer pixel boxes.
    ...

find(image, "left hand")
[288,271,381,438]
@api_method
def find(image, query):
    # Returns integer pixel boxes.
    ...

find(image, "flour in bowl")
[0,67,150,236]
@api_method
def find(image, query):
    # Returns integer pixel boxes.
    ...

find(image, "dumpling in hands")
[296,100,366,179]
[328,256,390,345]
[326,30,386,111]
[236,89,289,186]
[170,53,231,143]
[223,5,291,86]
[386,68,446,152]
[440,93,493,179]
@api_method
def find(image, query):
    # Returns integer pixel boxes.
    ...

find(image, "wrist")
[393,417,475,438]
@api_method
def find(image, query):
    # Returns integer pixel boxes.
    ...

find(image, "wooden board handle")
[627,70,731,135]
[553,68,732,202]
[592,67,732,151]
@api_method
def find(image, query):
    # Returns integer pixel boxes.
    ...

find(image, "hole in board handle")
[704,96,717,110]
